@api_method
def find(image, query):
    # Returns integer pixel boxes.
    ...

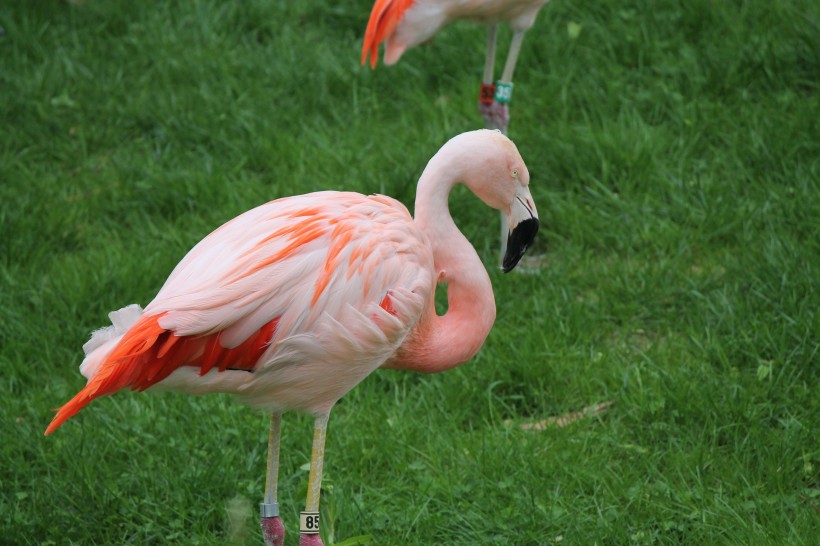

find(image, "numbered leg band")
[494,81,513,104]
[300,511,320,534]
[479,84,496,105]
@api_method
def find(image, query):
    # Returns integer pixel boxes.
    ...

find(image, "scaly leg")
[299,412,330,546]
[478,24,501,129]
[493,29,527,136]
[483,24,498,85]
[260,413,285,546]
[500,29,526,84]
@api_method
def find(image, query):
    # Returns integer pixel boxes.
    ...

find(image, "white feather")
[79,304,143,379]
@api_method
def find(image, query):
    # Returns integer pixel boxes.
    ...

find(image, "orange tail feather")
[44,384,96,436]
[361,0,415,68]
[45,314,280,435]
[45,314,168,435]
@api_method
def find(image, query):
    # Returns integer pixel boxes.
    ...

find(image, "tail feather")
[361,0,415,68]
[45,313,168,435]
[79,304,143,379]
[45,312,281,435]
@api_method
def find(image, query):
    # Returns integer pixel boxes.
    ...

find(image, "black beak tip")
[502,217,539,272]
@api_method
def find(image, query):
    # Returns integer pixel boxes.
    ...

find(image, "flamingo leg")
[479,24,501,130]
[483,24,498,85]
[261,413,285,546]
[500,29,526,84]
[300,412,330,546]
[490,29,527,136]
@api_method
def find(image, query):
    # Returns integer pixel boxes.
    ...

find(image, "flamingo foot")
[260,516,285,546]
[478,101,510,134]
[299,533,324,546]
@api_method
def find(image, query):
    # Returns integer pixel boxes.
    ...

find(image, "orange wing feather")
[45,314,279,435]
[361,0,416,68]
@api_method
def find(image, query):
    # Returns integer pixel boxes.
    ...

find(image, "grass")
[1,0,818,544]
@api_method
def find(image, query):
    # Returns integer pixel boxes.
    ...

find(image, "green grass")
[1,0,818,544]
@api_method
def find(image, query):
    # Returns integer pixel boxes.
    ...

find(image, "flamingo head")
[453,130,540,272]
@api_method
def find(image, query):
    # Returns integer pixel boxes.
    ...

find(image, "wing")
[148,191,430,343]
[45,191,433,434]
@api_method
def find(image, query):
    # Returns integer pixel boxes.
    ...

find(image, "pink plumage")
[46,191,431,432]
[45,129,539,545]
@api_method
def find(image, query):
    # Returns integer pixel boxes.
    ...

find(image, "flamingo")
[44,129,539,546]
[361,0,552,135]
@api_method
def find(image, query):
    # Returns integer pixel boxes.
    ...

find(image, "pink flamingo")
[45,130,538,546]
[362,0,552,135]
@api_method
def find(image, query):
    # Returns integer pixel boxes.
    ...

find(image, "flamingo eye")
[511,168,519,178]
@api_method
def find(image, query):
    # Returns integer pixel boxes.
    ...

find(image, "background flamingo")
[362,0,553,135]
[45,129,538,546]
[362,0,551,265]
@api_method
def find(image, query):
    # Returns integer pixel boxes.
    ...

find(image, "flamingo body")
[45,130,539,545]
[46,192,432,433]
[362,0,550,68]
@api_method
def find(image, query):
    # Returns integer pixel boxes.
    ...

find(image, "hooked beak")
[502,186,539,273]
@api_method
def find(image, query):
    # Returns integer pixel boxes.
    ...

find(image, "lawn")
[1,0,818,544]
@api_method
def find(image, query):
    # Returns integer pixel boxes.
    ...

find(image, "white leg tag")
[300,511,320,534]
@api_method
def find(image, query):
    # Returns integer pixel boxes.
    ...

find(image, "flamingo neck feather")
[391,147,497,373]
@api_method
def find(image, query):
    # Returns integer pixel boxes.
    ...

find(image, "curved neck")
[390,152,497,373]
